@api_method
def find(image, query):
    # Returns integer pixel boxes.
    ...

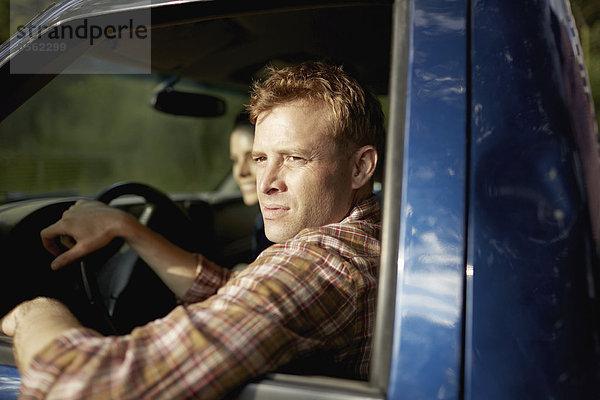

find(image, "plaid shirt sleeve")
[179,253,233,303]
[18,196,381,400]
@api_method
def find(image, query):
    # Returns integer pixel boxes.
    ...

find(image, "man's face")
[253,102,355,243]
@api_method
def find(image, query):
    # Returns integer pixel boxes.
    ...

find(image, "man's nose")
[258,162,285,194]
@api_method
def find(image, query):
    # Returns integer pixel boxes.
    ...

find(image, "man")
[2,61,384,399]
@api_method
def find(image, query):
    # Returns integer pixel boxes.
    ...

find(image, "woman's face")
[230,126,258,205]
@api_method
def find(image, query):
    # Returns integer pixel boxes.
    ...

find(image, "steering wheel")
[79,182,198,334]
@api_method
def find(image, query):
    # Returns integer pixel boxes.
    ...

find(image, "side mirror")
[150,80,226,117]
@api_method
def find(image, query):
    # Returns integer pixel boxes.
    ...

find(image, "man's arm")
[4,240,369,399]
[1,297,88,371]
[41,200,197,298]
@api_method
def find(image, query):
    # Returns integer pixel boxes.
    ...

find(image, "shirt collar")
[342,194,381,225]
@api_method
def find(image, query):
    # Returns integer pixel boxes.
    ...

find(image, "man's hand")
[1,298,82,371]
[41,200,137,270]
[41,199,198,298]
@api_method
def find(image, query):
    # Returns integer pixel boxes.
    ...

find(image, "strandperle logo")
[9,0,152,74]
[16,18,149,46]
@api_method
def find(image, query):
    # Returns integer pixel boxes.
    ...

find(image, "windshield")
[0,72,248,201]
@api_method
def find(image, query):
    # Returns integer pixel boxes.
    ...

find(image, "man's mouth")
[261,204,290,219]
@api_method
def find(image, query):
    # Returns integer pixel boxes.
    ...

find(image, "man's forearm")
[120,215,198,298]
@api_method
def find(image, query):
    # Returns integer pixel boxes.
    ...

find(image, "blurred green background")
[0,73,248,197]
[572,0,600,124]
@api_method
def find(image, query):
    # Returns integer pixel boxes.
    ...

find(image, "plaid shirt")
[19,196,381,399]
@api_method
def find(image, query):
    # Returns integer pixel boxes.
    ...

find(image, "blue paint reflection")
[388,0,467,399]
[0,366,19,400]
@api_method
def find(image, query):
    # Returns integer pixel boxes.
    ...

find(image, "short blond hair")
[247,61,384,160]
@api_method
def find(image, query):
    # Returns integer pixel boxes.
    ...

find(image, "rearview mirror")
[151,82,226,117]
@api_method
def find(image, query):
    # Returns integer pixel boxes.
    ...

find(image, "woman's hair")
[233,110,254,132]
[247,61,384,159]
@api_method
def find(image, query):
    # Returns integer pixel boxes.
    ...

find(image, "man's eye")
[253,156,266,163]
[287,155,303,162]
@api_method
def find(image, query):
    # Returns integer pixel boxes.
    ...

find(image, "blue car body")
[387,0,599,399]
[0,0,598,398]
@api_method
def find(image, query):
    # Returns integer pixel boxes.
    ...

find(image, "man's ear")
[351,145,378,189]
